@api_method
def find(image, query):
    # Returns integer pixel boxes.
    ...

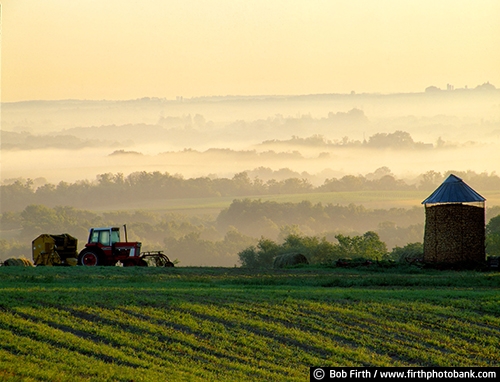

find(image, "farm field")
[0,266,499,381]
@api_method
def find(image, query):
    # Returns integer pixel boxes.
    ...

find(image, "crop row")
[1,290,499,380]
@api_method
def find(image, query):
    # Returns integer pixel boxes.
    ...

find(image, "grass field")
[0,266,499,381]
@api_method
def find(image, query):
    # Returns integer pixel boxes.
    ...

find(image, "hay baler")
[32,233,79,266]
[78,225,174,267]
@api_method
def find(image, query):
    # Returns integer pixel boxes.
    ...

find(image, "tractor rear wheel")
[78,249,103,266]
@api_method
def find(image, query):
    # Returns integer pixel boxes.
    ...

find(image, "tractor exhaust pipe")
[124,224,128,243]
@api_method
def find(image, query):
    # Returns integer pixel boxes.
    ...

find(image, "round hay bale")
[399,252,423,264]
[3,258,22,266]
[273,253,309,268]
[3,257,34,267]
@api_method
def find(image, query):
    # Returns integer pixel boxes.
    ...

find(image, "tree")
[486,215,500,256]
[21,205,62,239]
[0,179,35,212]
[360,231,388,259]
[332,231,387,261]
[163,232,217,266]
[367,131,414,148]
[238,237,280,268]
[0,211,22,230]
[221,228,257,260]
[419,171,443,190]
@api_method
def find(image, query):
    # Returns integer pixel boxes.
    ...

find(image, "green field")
[0,266,499,381]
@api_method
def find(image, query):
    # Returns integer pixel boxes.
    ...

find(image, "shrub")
[238,238,280,268]
[390,242,423,263]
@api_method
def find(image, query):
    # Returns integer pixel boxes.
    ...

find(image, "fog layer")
[2,90,499,185]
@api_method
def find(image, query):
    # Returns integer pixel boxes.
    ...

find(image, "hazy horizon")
[1,1,499,102]
[2,90,500,186]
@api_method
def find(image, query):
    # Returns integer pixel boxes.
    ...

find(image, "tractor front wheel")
[78,250,103,266]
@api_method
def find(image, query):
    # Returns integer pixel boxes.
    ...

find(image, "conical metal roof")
[422,174,486,204]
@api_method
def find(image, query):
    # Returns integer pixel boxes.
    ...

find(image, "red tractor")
[78,225,174,267]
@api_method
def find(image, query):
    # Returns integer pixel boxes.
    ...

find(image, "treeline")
[0,129,447,152]
[240,212,500,269]
[0,131,111,150]
[3,169,500,213]
[238,232,400,268]
[216,199,425,248]
[2,200,426,247]
[261,131,434,150]
[2,200,500,266]
[1,108,368,150]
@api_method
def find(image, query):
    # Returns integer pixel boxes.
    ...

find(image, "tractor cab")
[88,227,121,247]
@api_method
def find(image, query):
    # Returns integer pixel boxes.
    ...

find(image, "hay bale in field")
[273,253,309,268]
[3,257,34,267]
[422,174,486,266]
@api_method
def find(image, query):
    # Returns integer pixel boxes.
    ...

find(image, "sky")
[1,0,499,102]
